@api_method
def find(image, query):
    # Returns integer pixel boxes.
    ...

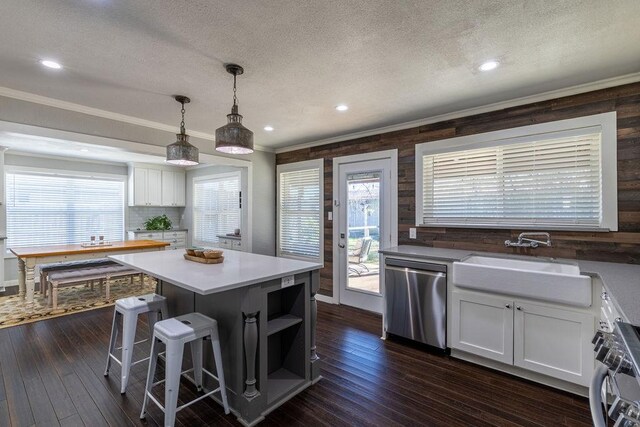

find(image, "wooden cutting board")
[183,254,224,264]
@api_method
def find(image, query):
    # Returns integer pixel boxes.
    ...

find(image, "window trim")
[277,158,324,263]
[192,170,242,248]
[415,112,618,231]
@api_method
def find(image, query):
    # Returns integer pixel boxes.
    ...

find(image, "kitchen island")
[109,249,322,426]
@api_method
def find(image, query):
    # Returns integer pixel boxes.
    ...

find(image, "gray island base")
[109,250,322,426]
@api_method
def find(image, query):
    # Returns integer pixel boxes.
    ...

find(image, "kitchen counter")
[380,245,640,325]
[110,249,321,295]
[217,234,241,240]
[128,228,188,232]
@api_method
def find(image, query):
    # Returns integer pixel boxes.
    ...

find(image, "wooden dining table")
[10,240,169,303]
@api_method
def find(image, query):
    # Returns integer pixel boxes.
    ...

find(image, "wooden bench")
[47,264,144,309]
[40,259,118,297]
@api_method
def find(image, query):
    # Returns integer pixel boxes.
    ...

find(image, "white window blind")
[192,172,241,247]
[421,132,603,228]
[278,161,322,261]
[6,171,125,248]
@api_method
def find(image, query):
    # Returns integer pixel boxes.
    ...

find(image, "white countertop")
[216,234,241,240]
[109,250,322,295]
[128,229,188,233]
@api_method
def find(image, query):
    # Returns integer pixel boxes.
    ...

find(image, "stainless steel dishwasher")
[384,258,447,349]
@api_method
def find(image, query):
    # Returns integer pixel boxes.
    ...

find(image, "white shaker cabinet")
[161,170,186,207]
[513,302,594,386]
[129,166,185,207]
[173,171,185,206]
[147,169,162,205]
[217,235,243,251]
[129,167,162,206]
[451,291,514,365]
[451,289,595,386]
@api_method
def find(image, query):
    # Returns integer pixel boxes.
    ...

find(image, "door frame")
[331,149,398,307]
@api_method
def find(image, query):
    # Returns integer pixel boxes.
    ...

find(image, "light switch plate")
[409,228,417,239]
[328,211,333,221]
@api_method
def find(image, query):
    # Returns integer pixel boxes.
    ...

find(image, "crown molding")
[0,86,272,152]
[0,119,252,168]
[275,72,640,154]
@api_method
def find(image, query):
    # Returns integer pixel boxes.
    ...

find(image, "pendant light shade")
[215,64,254,154]
[166,95,199,166]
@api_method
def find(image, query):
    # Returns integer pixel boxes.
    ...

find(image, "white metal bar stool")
[104,293,168,394]
[140,312,230,427]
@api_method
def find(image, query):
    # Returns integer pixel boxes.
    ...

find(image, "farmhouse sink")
[452,255,592,307]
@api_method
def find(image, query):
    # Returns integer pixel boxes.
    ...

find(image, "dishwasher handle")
[384,265,446,278]
[385,258,447,273]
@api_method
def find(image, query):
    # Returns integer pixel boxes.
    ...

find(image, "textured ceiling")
[0,0,639,150]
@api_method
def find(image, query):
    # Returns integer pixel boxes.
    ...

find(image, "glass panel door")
[346,171,381,294]
[336,156,393,314]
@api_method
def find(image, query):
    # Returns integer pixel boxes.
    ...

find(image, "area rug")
[0,276,157,329]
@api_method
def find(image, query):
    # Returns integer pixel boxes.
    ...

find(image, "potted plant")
[144,214,172,230]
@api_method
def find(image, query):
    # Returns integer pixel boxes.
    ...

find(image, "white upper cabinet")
[129,166,185,207]
[173,171,186,206]
[161,170,175,206]
[132,167,148,206]
[147,168,162,206]
[161,170,186,207]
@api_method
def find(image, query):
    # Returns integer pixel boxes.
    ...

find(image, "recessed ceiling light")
[264,126,274,132]
[336,104,349,111]
[80,148,89,152]
[40,59,62,69]
[479,60,499,72]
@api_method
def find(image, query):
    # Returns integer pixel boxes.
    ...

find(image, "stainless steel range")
[591,320,640,426]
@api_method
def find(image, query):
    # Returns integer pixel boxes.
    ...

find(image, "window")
[6,169,125,248]
[277,159,323,262]
[416,112,617,231]
[192,172,241,247]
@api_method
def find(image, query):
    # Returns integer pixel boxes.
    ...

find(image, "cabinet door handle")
[505,304,511,309]
[516,306,522,311]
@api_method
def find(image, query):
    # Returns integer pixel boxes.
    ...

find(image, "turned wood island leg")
[243,311,259,399]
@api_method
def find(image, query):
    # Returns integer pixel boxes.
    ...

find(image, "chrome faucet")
[505,232,552,248]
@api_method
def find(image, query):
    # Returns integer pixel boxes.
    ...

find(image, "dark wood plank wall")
[276,82,640,297]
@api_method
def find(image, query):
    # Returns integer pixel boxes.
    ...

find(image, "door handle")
[338,243,345,248]
[516,306,522,311]
[505,304,511,309]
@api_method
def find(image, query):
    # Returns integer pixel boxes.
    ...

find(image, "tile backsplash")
[128,206,184,230]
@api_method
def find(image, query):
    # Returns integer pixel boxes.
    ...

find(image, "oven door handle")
[589,364,609,427]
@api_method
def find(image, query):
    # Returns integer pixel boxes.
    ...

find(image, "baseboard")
[0,280,22,295]
[316,294,336,304]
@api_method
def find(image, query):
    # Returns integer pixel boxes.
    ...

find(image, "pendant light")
[215,64,254,154]
[166,95,199,166]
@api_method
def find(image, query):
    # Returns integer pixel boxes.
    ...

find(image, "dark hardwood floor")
[0,302,592,427]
